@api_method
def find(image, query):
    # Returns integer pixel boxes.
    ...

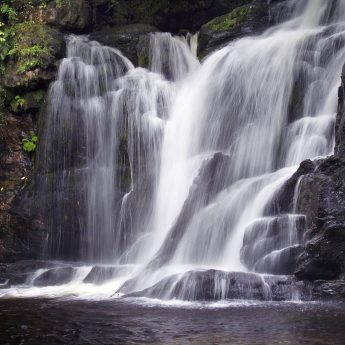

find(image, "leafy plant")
[11,95,26,112]
[22,131,38,153]
[0,3,17,23]
[6,21,53,74]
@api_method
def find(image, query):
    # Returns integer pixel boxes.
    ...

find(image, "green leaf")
[23,140,36,153]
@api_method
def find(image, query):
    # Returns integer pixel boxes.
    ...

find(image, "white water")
[1,0,345,300]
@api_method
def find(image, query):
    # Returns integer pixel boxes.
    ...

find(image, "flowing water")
[1,0,345,304]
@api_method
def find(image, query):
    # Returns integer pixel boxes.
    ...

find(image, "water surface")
[0,299,344,344]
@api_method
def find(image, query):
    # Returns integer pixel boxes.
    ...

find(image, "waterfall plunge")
[2,0,345,300]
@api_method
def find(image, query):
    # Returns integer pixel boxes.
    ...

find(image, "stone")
[33,267,75,287]
[295,157,345,281]
[198,2,269,58]
[36,0,92,33]
[89,24,159,66]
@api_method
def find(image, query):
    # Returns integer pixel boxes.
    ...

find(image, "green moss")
[7,21,54,74]
[206,5,251,33]
[22,131,38,153]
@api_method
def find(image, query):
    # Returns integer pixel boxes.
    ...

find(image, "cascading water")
[2,0,345,301]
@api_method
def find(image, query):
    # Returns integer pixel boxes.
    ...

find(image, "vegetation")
[22,131,38,153]
[10,95,25,112]
[207,5,251,33]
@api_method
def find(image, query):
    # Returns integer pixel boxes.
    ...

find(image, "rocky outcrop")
[294,66,345,281]
[92,0,264,33]
[295,157,345,280]
[89,24,159,66]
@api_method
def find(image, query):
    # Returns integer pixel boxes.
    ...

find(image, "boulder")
[198,2,269,58]
[33,267,75,287]
[295,157,345,280]
[89,24,159,66]
[264,159,316,215]
[48,0,92,33]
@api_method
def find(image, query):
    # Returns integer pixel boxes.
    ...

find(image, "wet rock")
[89,24,159,66]
[295,157,345,281]
[5,260,56,285]
[265,159,316,215]
[83,266,128,285]
[126,269,304,302]
[241,215,305,274]
[198,2,269,58]
[254,245,304,275]
[148,152,232,267]
[33,267,75,287]
[312,280,345,301]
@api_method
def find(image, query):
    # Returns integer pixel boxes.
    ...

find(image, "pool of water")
[0,299,344,344]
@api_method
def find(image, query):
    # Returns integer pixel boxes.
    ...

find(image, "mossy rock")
[1,22,64,90]
[44,0,92,33]
[198,2,269,58]
[206,5,251,33]
[10,90,46,114]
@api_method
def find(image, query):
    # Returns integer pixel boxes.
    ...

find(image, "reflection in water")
[0,299,344,344]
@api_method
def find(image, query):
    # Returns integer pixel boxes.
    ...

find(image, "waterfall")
[2,0,345,300]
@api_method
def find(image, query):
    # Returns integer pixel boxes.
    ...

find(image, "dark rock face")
[91,0,265,33]
[312,280,345,301]
[265,159,316,215]
[291,69,345,282]
[335,64,345,157]
[0,113,46,263]
[295,157,345,280]
[89,24,159,66]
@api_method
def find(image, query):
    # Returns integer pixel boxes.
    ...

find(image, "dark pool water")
[0,299,344,344]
